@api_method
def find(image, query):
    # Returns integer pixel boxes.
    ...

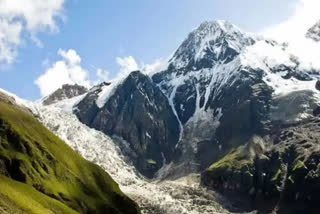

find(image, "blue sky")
[0,0,298,100]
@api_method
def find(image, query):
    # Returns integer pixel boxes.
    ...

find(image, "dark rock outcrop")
[43,84,88,105]
[306,20,320,42]
[202,118,320,214]
[316,80,320,91]
[74,82,110,125]
[75,71,180,178]
[209,69,273,149]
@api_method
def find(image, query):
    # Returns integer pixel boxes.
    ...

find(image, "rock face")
[151,21,264,175]
[75,71,180,178]
[306,20,320,42]
[43,84,88,105]
[316,80,320,91]
[202,117,320,213]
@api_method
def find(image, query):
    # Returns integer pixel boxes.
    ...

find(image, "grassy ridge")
[0,101,140,214]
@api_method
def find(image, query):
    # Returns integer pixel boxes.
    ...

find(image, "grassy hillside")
[0,100,140,214]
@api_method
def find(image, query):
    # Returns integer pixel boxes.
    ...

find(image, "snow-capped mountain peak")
[170,20,255,70]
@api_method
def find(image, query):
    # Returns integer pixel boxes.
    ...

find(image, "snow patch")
[96,78,124,108]
[50,94,86,113]
[168,84,184,142]
[240,40,295,70]
[264,72,319,97]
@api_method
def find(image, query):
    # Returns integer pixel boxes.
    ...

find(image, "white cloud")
[58,49,81,65]
[262,0,320,71]
[141,58,169,76]
[115,55,169,77]
[0,0,65,64]
[116,56,139,77]
[263,0,320,42]
[0,19,22,63]
[35,51,170,97]
[35,53,140,97]
[94,68,110,85]
[35,49,90,97]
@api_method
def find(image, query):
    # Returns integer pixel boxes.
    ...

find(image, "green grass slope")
[0,101,140,214]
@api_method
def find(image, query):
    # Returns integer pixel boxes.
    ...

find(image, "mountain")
[163,20,255,71]
[36,90,247,214]
[42,84,88,105]
[39,19,320,213]
[306,20,320,42]
[74,71,180,178]
[152,20,320,178]
[63,20,320,181]
[0,91,140,214]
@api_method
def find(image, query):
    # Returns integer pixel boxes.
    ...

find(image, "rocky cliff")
[74,71,180,178]
[43,84,88,105]
[202,116,320,214]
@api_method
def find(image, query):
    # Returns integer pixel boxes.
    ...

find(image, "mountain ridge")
[42,19,320,180]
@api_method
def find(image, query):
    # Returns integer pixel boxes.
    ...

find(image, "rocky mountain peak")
[306,20,320,42]
[169,20,255,70]
[43,84,88,105]
[74,70,180,178]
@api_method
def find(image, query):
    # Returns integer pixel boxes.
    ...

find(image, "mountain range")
[1,19,320,214]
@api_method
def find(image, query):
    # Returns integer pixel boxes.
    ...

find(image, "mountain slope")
[0,175,79,214]
[36,95,252,214]
[74,71,180,178]
[0,97,140,214]
[56,20,320,180]
[202,117,320,213]
[151,20,320,178]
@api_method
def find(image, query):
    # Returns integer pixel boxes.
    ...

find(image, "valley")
[35,99,250,214]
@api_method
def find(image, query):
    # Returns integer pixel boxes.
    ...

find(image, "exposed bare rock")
[43,84,88,105]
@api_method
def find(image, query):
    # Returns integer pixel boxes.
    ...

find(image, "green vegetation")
[0,101,140,214]
[272,168,282,182]
[206,147,253,176]
[0,175,78,214]
[293,160,307,171]
[206,136,266,177]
